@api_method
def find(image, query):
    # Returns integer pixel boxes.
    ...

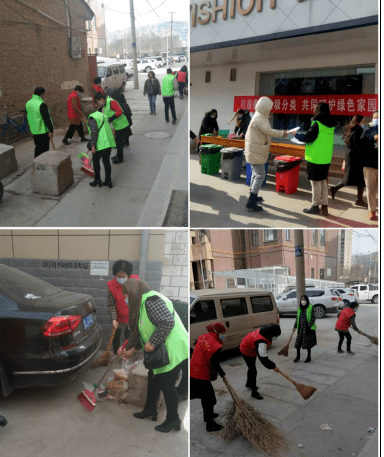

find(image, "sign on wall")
[234,95,378,117]
[90,261,110,276]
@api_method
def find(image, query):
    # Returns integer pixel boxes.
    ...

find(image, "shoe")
[102,181,113,188]
[246,193,263,211]
[369,211,378,221]
[251,391,264,400]
[294,357,300,363]
[213,413,219,419]
[112,157,123,164]
[172,119,176,125]
[347,351,355,355]
[176,393,188,402]
[133,410,158,421]
[0,416,8,427]
[255,195,264,202]
[321,205,329,216]
[180,96,184,99]
[62,139,70,145]
[330,186,337,200]
[155,418,181,433]
[304,357,311,363]
[166,119,169,123]
[337,349,345,353]
[150,112,153,115]
[80,137,89,142]
[355,199,368,207]
[303,205,321,214]
[89,180,102,187]
[111,155,118,161]
[206,421,223,432]
[245,383,253,389]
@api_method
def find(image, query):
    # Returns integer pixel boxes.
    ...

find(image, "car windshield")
[97,67,106,77]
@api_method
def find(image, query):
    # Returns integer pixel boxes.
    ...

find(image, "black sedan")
[0,264,102,397]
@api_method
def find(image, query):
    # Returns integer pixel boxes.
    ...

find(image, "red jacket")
[67,91,81,120]
[92,84,104,106]
[335,308,355,332]
[190,332,223,380]
[177,71,187,83]
[107,278,129,323]
[240,329,271,358]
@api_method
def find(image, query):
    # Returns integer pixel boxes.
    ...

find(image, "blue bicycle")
[1,104,32,143]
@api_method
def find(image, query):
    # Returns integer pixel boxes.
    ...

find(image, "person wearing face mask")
[143,71,161,115]
[190,322,227,432]
[107,260,134,354]
[199,109,219,138]
[62,85,89,145]
[26,86,54,158]
[293,295,317,363]
[239,324,281,400]
[330,115,367,206]
[229,108,251,138]
[361,111,379,221]
[335,301,361,355]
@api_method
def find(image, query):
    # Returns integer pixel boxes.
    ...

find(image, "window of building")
[250,296,273,313]
[230,68,237,82]
[285,229,290,240]
[88,48,91,54]
[226,277,236,288]
[251,230,259,246]
[205,71,211,83]
[320,268,325,280]
[312,230,317,245]
[264,230,278,242]
[191,237,197,245]
[320,229,325,246]
[311,268,314,279]
[93,17,96,31]
[190,300,217,323]
[220,298,248,318]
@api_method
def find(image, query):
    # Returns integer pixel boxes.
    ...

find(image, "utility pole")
[170,12,175,67]
[294,230,306,309]
[130,0,139,89]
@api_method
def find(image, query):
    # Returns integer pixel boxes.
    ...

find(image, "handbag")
[142,341,170,370]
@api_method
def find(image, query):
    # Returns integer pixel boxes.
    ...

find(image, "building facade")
[337,229,353,280]
[86,0,107,56]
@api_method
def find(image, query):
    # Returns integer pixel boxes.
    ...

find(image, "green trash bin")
[200,144,222,175]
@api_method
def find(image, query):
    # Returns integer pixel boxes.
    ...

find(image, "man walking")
[162,68,178,124]
[62,85,89,145]
[25,87,54,158]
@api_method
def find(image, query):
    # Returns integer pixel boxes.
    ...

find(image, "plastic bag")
[113,358,141,381]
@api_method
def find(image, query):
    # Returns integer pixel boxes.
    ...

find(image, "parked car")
[150,56,165,67]
[131,59,153,73]
[97,63,127,91]
[117,60,133,79]
[350,283,379,304]
[275,288,342,318]
[0,264,102,397]
[190,288,280,351]
[330,288,357,305]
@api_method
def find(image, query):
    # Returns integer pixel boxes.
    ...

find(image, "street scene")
[0,229,189,457]
[189,229,378,457]
[189,0,378,229]
[0,0,188,227]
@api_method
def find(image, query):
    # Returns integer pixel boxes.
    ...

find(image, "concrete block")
[165,231,176,244]
[32,151,73,196]
[179,287,189,298]
[162,265,182,276]
[173,255,188,266]
[161,275,171,287]
[182,266,189,277]
[161,286,179,297]
[175,231,188,244]
[0,144,18,179]
[169,244,188,255]
[163,255,173,266]
[125,360,164,409]
[170,276,189,287]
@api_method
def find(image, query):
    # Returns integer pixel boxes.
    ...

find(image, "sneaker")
[172,119,177,125]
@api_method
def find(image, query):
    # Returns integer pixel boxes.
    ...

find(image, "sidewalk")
[0,88,187,227]
[190,155,378,228]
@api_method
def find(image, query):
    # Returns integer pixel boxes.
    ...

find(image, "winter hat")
[259,324,281,341]
[206,322,227,334]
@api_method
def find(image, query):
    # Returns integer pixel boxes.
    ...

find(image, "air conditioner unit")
[70,37,81,58]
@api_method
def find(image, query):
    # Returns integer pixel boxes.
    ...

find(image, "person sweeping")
[239,324,281,400]
[293,294,317,363]
[335,301,361,355]
[190,322,227,432]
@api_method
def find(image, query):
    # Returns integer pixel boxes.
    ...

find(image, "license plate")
[83,314,94,330]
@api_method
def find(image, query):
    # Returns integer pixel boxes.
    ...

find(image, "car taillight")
[41,315,82,337]
[348,294,354,296]
[338,297,342,301]
[277,310,280,324]
[331,297,338,301]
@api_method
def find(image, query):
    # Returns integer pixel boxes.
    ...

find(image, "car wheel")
[343,299,350,305]
[313,305,326,318]
[145,66,151,72]
[120,82,126,92]
[372,295,378,304]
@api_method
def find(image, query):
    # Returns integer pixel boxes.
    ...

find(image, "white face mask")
[116,277,126,285]
[371,118,379,127]
[301,301,307,306]
[219,334,226,341]
[238,115,243,119]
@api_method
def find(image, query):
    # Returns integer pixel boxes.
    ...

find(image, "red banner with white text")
[234,95,378,117]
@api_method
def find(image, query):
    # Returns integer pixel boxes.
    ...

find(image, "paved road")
[190,303,378,457]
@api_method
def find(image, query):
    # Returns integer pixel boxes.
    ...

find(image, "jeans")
[33,132,50,158]
[250,163,267,195]
[64,123,85,140]
[311,179,328,206]
[338,331,352,351]
[92,147,111,182]
[147,94,157,113]
[242,353,258,393]
[163,96,176,121]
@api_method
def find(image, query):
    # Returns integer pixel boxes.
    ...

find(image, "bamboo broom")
[277,368,317,400]
[92,326,117,368]
[219,377,290,457]
[277,328,295,357]
[359,331,378,345]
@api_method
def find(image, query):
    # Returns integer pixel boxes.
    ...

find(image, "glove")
[219,371,226,379]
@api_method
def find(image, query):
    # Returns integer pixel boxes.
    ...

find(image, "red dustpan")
[79,152,95,178]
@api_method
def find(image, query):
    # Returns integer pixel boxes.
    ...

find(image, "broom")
[50,137,56,150]
[80,153,95,178]
[359,331,378,345]
[277,368,317,400]
[92,326,117,368]
[277,328,295,357]
[219,377,290,457]
[78,339,128,412]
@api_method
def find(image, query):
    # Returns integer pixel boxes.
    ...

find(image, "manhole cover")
[162,190,188,227]
[144,131,171,139]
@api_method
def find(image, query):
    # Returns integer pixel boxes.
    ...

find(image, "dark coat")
[143,77,161,96]
[234,110,251,137]
[360,125,378,169]
[342,125,365,187]
[294,304,317,350]
[110,90,133,136]
[199,109,219,137]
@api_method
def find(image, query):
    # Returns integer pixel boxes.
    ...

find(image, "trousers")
[33,132,50,158]
[64,123,85,140]
[310,179,328,206]
[163,96,176,121]
[93,148,111,182]
[242,353,258,392]
[338,331,352,351]
[147,94,157,113]
[363,167,378,212]
[250,163,267,195]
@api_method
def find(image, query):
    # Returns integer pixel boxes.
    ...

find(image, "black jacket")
[234,110,251,137]
[360,125,378,169]
[295,114,338,144]
[199,109,219,137]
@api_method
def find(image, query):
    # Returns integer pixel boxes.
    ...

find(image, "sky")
[351,229,378,255]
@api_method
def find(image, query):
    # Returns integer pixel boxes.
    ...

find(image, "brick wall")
[161,230,189,302]
[0,0,93,134]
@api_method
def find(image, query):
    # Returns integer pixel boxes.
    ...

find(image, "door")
[249,295,276,328]
[219,296,249,349]
[281,291,297,313]
[105,67,112,86]
[190,298,218,348]
[112,66,119,88]
[358,285,369,301]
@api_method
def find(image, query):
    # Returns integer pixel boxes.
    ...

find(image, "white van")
[190,288,280,351]
[97,63,127,91]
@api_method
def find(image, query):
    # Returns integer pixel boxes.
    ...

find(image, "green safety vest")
[25,95,54,135]
[297,304,316,330]
[87,111,116,151]
[162,74,175,97]
[104,96,129,131]
[139,291,188,375]
[305,121,335,165]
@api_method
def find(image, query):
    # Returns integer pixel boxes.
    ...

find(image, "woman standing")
[106,87,133,148]
[229,108,251,138]
[199,109,219,137]
[330,115,366,206]
[176,65,188,99]
[239,324,281,399]
[62,85,89,145]
[244,97,288,211]
[121,278,188,433]
[293,295,317,363]
[293,102,337,216]
[335,301,361,355]
[190,322,227,432]
[143,71,161,115]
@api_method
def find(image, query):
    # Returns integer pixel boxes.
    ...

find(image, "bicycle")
[0,105,32,144]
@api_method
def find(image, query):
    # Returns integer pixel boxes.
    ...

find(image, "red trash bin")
[274,156,302,194]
